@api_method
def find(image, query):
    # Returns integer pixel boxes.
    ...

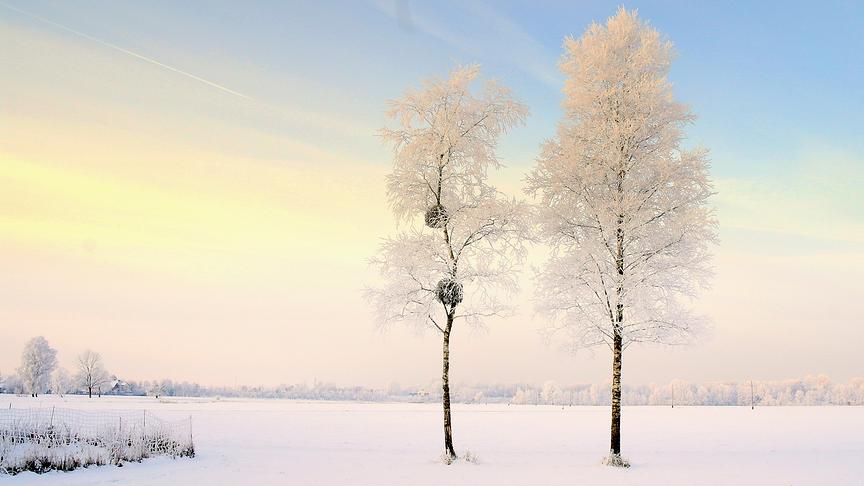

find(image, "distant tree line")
[3,337,861,406]
[505,376,864,407]
[1,336,112,398]
[2,340,860,407]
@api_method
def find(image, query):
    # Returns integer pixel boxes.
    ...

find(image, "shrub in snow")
[437,449,479,465]
[602,453,630,468]
[462,449,479,464]
[440,449,480,466]
[440,451,456,465]
[0,407,194,475]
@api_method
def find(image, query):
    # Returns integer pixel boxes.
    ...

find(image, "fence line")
[0,407,194,475]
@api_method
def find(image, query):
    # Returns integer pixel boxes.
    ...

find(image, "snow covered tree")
[525,9,716,466]
[149,381,166,398]
[76,350,111,398]
[0,371,22,394]
[18,336,58,397]
[367,65,529,461]
[51,367,73,396]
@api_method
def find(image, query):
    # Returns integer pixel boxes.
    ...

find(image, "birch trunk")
[611,162,625,457]
[442,311,457,460]
[610,332,623,455]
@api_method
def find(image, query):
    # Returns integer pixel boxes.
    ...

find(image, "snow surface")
[1,395,861,485]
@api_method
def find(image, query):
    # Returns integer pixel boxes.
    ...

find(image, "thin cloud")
[0,1,252,100]
[373,0,560,87]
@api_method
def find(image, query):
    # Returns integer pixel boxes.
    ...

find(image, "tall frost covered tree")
[18,336,58,397]
[525,9,715,466]
[367,65,528,461]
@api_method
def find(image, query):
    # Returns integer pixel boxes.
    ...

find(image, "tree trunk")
[88,386,92,398]
[610,160,626,459]
[442,312,457,461]
[610,332,623,455]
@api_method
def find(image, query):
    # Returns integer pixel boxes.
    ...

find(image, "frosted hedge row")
[0,407,194,475]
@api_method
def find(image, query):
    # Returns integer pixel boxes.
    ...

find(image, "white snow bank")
[0,395,861,485]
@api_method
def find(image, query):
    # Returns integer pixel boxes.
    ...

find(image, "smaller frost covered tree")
[18,336,58,397]
[76,350,112,398]
[367,65,528,462]
[526,9,716,466]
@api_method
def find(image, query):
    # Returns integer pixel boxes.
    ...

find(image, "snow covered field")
[1,395,861,485]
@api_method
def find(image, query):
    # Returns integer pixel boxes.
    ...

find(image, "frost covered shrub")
[462,449,480,464]
[437,449,480,465]
[0,408,194,475]
[0,425,109,474]
[440,451,456,465]
[602,453,630,468]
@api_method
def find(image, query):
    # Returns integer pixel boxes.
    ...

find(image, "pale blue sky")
[5,0,863,172]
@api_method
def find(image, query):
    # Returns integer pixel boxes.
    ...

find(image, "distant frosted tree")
[75,350,111,398]
[525,9,716,466]
[367,65,529,461]
[148,381,166,398]
[18,336,58,397]
[512,387,532,405]
[51,367,73,396]
[542,380,561,405]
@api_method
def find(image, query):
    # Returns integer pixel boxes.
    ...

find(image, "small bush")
[462,449,480,464]
[440,452,456,465]
[602,452,630,468]
[437,449,479,465]
[0,408,194,475]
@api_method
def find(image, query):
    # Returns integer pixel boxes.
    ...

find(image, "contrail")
[0,2,252,100]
